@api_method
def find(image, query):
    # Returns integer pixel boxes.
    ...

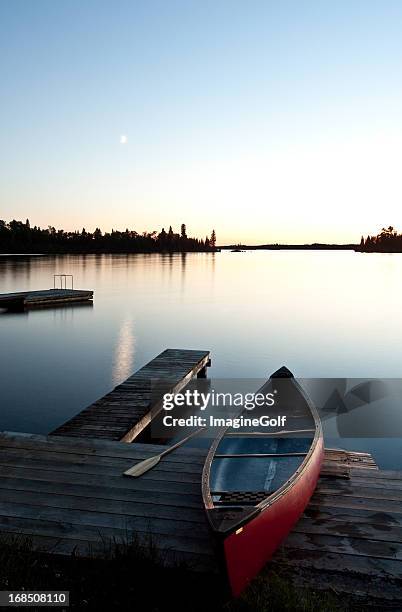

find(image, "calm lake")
[1,250,401,468]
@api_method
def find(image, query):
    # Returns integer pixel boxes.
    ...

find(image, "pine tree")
[210,229,216,249]
[158,227,167,243]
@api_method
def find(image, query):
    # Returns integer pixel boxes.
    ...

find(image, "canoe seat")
[211,491,268,505]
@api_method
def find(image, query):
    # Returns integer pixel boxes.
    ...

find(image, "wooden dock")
[0,431,218,572]
[1,346,401,606]
[0,432,400,605]
[274,450,402,606]
[0,289,93,310]
[51,349,211,442]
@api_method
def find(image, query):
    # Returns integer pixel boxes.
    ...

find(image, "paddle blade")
[124,454,161,477]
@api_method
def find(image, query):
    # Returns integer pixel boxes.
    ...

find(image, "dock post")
[197,358,211,378]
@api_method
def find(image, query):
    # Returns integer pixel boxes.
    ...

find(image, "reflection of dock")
[0,289,93,310]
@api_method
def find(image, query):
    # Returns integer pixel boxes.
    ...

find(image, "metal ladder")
[53,274,74,290]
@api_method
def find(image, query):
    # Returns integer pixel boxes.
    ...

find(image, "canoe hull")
[223,433,324,597]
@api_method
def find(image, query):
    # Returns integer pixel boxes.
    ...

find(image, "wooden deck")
[0,430,400,604]
[0,289,93,309]
[0,431,218,572]
[274,450,402,606]
[51,349,211,442]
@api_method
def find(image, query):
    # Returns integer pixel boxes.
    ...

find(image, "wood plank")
[0,475,203,507]
[0,489,206,524]
[349,468,402,479]
[0,448,206,472]
[303,504,402,526]
[0,458,203,484]
[294,517,402,544]
[323,448,378,470]
[284,531,402,560]
[0,502,210,541]
[309,494,402,514]
[0,432,206,463]
[273,547,402,579]
[343,476,402,490]
[320,465,350,478]
[0,465,202,495]
[317,482,402,502]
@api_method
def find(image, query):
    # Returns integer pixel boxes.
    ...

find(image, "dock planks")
[51,349,211,442]
[0,431,218,571]
[0,289,93,309]
[0,430,401,604]
[273,450,402,606]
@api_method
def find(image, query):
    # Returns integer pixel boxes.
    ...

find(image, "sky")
[2,1,402,244]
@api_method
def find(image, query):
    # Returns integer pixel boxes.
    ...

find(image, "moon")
[120,134,128,144]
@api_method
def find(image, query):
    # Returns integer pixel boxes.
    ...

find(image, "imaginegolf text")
[163,414,287,429]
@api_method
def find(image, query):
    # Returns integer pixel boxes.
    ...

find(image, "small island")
[356,226,402,253]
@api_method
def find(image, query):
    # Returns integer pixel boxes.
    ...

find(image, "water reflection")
[0,301,93,318]
[112,314,136,385]
[181,252,187,293]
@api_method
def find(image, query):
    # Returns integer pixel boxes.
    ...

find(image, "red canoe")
[202,367,324,597]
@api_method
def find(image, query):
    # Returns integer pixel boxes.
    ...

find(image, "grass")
[0,535,348,612]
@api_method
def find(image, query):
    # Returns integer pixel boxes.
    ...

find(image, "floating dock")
[51,349,211,442]
[0,289,93,310]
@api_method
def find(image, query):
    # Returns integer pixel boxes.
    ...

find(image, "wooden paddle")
[124,427,206,477]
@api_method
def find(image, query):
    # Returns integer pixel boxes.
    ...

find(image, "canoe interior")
[211,437,314,497]
[205,374,319,533]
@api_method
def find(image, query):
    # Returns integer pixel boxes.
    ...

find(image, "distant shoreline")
[5,244,402,254]
[220,243,358,250]
[0,244,360,255]
[0,249,219,256]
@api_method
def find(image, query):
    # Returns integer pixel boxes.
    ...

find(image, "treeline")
[357,226,402,252]
[0,220,217,253]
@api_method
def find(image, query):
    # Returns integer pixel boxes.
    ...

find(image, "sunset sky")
[2,1,402,244]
